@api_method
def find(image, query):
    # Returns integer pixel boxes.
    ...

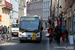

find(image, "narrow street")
[0,30,47,50]
[0,30,74,50]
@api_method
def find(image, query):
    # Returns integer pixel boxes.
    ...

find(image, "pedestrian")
[56,26,61,44]
[55,26,58,40]
[48,27,53,44]
[53,26,56,40]
[41,27,43,31]
[65,29,68,42]
[2,26,7,41]
[61,25,66,42]
[55,26,58,34]
[3,26,7,35]
[0,25,3,34]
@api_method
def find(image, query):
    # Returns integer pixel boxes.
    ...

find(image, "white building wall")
[42,0,51,28]
[24,0,27,16]
[10,0,19,25]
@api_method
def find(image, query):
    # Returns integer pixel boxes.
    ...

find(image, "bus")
[19,16,43,42]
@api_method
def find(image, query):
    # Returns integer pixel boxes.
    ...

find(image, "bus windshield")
[20,17,40,31]
[11,24,19,28]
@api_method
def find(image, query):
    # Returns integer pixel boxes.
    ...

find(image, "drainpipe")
[49,0,52,27]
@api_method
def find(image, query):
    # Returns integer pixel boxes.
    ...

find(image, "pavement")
[0,30,75,50]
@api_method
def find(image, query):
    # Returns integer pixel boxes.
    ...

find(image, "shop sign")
[0,15,2,22]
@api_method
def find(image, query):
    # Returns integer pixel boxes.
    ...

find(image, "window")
[44,12,46,17]
[43,3,44,9]
[47,2,49,9]
[47,12,48,17]
[41,4,42,8]
[46,2,47,9]
[44,3,46,8]
[22,0,23,6]
[32,0,35,2]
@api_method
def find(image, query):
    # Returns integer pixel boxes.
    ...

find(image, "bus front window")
[20,17,40,32]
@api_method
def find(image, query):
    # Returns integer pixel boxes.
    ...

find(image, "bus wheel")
[38,38,42,43]
[20,40,23,43]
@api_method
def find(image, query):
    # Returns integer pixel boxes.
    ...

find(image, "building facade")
[10,0,19,25]
[27,0,51,28]
[62,0,75,41]
[0,0,12,27]
[42,0,50,28]
[52,0,75,43]
[18,0,26,19]
[27,0,43,27]
[27,0,42,16]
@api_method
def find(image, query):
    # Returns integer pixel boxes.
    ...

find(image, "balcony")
[2,0,12,10]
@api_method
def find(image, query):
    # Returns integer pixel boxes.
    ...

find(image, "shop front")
[73,10,75,42]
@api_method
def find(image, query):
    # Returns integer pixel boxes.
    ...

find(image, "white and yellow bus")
[19,16,43,42]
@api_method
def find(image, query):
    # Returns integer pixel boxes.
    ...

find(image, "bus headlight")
[36,34,39,36]
[19,32,22,36]
[36,32,40,36]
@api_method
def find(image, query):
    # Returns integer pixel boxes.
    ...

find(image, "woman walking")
[61,25,66,42]
[48,27,53,44]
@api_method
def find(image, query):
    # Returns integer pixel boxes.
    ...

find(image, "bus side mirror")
[41,27,43,31]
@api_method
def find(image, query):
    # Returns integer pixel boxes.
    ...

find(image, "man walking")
[0,25,3,34]
[56,26,61,44]
[3,26,7,34]
[65,29,68,42]
[2,26,8,41]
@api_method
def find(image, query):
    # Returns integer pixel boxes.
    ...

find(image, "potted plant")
[69,32,74,44]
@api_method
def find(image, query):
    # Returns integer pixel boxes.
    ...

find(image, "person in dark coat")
[56,26,61,44]
[0,25,3,34]
[53,26,56,40]
[55,26,58,40]
[65,29,68,42]
[3,26,7,34]
[55,26,58,34]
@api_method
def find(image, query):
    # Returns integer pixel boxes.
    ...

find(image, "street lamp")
[58,5,62,28]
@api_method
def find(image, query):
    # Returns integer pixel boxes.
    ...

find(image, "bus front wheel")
[20,40,23,43]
